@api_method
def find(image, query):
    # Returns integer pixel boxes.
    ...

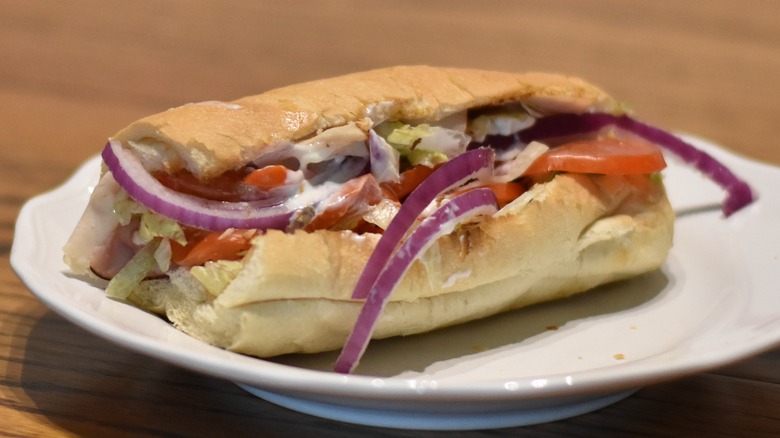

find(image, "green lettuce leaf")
[105,240,160,300]
[189,260,244,296]
[138,212,186,246]
[376,122,470,166]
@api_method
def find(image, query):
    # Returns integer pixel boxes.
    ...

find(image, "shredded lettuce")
[113,190,148,226]
[114,191,186,246]
[375,122,471,167]
[105,240,160,299]
[110,190,184,279]
[154,238,173,272]
[189,260,244,296]
[138,212,186,245]
[406,149,449,167]
[384,123,428,148]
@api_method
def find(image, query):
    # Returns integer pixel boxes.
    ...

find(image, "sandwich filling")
[65,102,751,297]
[63,96,753,372]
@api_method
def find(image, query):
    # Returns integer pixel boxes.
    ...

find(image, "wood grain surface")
[2,1,780,436]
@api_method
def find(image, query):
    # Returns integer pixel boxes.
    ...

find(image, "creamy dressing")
[291,123,369,169]
[283,180,345,211]
[442,269,472,288]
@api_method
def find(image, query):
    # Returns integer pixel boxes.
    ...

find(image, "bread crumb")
[613,353,625,360]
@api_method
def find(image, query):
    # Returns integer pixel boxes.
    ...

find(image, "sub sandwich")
[63,66,753,373]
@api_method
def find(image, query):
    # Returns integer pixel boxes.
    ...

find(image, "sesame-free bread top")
[112,66,619,180]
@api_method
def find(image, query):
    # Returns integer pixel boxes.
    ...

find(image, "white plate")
[11,135,780,431]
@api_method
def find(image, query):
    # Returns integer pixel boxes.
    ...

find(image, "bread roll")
[67,66,674,359]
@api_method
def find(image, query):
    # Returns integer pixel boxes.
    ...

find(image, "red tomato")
[154,169,250,202]
[155,165,293,202]
[243,165,290,190]
[171,229,253,267]
[450,183,526,210]
[524,137,667,175]
[380,164,439,201]
[484,182,526,208]
[305,174,384,231]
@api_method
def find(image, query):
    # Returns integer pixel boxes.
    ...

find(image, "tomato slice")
[380,165,439,201]
[243,165,290,190]
[155,165,295,202]
[524,137,667,175]
[305,174,384,231]
[171,229,253,267]
[484,182,526,208]
[154,169,249,202]
[449,182,526,210]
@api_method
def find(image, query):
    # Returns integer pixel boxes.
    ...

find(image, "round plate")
[11,135,780,430]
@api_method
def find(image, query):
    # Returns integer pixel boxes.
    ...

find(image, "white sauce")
[442,269,472,288]
[283,180,344,210]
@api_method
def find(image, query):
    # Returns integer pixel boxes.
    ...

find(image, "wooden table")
[3,1,780,435]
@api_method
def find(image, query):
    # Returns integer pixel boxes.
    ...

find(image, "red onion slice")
[519,113,755,216]
[102,140,295,232]
[334,187,499,373]
[350,147,495,299]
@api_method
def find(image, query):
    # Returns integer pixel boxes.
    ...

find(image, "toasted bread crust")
[113,66,618,179]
